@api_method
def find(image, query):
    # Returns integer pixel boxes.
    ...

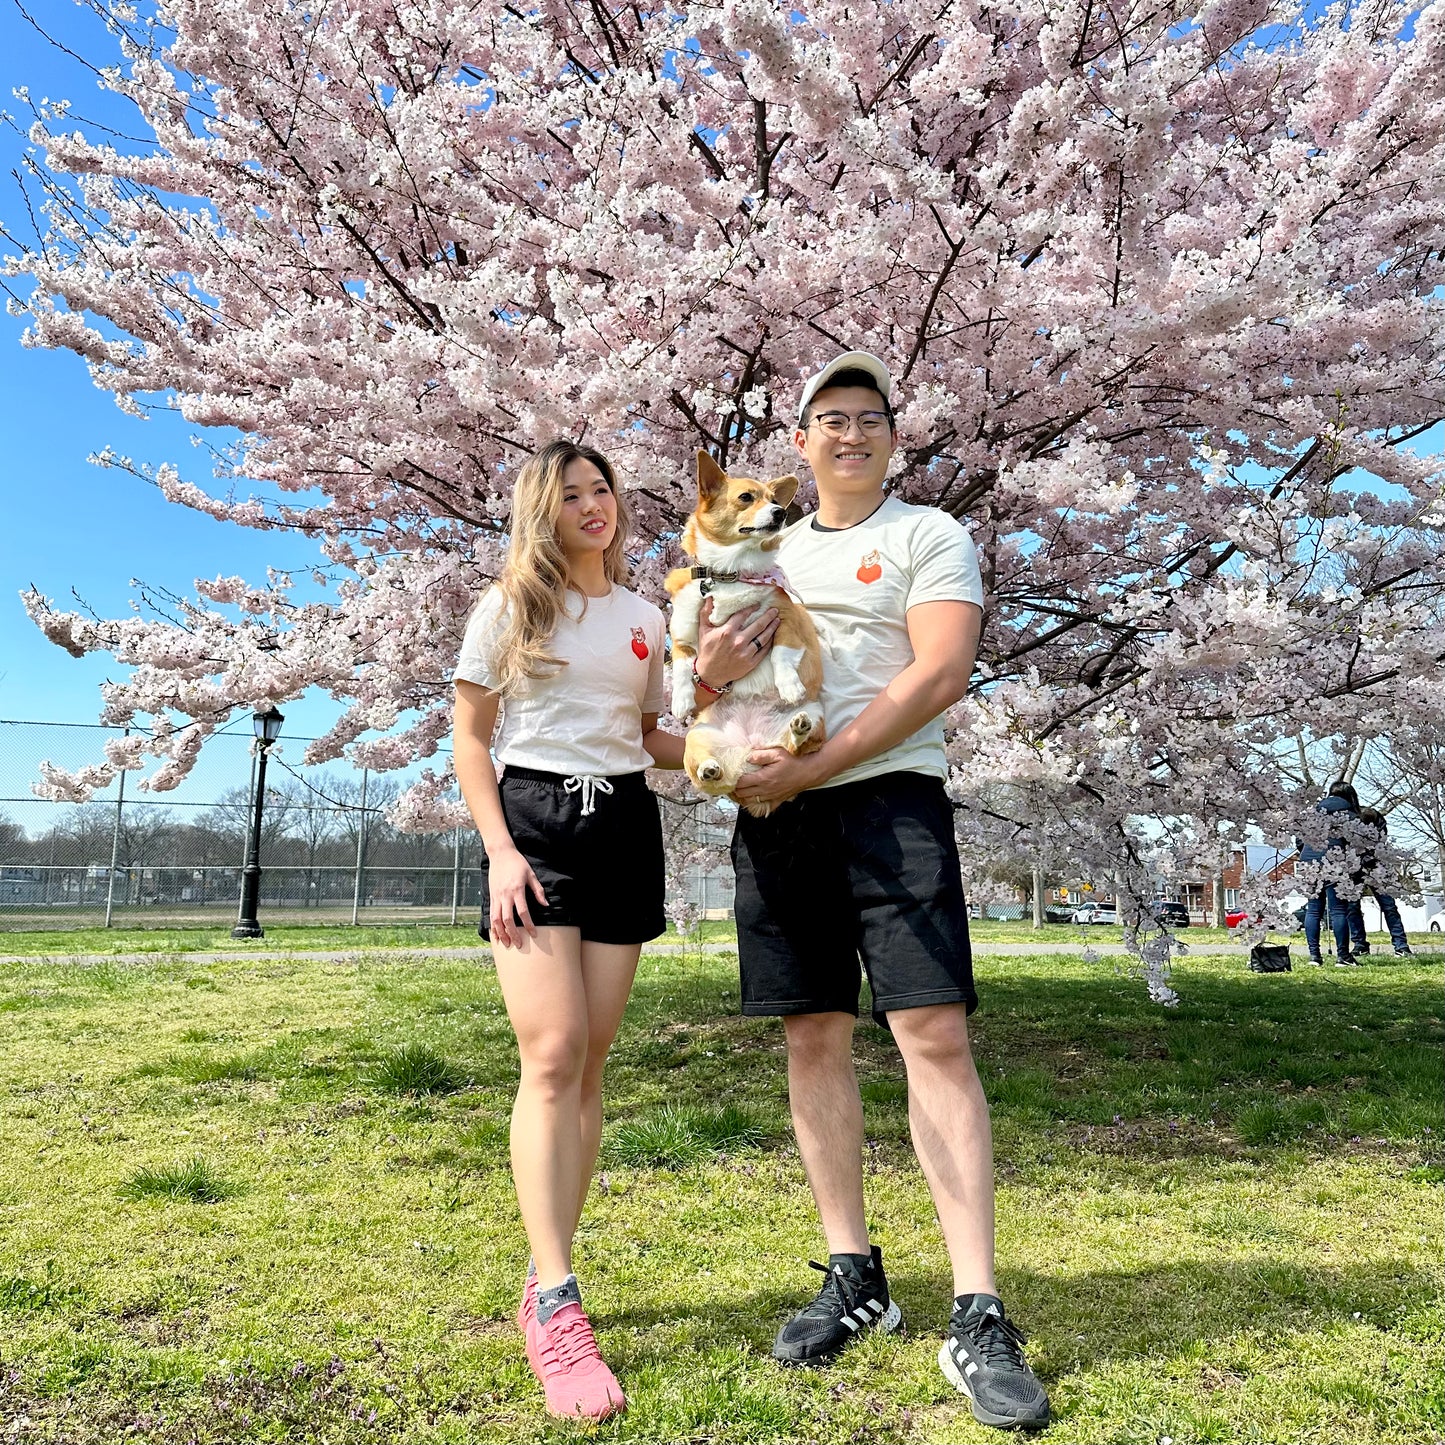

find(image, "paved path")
[0,940,1283,966]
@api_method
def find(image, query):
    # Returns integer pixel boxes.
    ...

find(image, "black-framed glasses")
[807,410,892,437]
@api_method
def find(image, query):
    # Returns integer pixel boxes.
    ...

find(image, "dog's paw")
[671,683,694,717]
[696,758,724,784]
[786,710,814,740]
[777,676,807,705]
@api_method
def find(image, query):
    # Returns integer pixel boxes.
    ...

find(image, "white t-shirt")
[776,495,984,789]
[453,585,666,776]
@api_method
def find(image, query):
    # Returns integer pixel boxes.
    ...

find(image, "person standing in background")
[1346,806,1414,958]
[1297,780,1361,967]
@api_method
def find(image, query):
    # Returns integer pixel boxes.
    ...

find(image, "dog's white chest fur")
[669,554,810,715]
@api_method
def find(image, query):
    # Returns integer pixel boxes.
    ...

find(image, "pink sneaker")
[518,1265,540,1376]
[517,1265,537,1333]
[526,1292,625,1420]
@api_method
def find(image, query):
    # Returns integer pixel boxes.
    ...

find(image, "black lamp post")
[232,706,284,939]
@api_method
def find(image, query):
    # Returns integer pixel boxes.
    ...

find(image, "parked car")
[1149,899,1191,928]
[1070,904,1118,926]
[1226,907,1251,929]
[1428,908,1443,934]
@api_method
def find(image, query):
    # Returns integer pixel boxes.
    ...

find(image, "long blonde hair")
[490,439,632,695]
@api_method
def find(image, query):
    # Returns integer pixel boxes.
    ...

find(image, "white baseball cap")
[796,351,893,424]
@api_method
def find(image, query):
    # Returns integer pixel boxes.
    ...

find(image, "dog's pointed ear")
[696,449,727,501]
[770,474,800,508]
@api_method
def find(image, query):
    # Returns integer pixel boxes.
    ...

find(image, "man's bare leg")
[782,1010,870,1254]
[888,1001,996,1297]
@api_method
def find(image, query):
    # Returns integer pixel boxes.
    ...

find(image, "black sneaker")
[939,1293,1049,1430]
[1395,946,1414,957]
[771,1246,901,1364]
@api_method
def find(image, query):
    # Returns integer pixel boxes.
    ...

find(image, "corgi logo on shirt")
[857,550,883,584]
[630,626,649,660]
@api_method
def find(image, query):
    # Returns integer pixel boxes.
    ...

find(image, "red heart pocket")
[631,638,649,659]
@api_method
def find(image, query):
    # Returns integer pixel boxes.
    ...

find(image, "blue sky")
[0,3,334,739]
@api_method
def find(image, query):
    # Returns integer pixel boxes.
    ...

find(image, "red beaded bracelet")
[692,662,731,697]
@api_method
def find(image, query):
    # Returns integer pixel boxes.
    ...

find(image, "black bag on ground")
[1248,943,1292,973]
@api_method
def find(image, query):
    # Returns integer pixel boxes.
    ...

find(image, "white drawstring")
[563,774,614,816]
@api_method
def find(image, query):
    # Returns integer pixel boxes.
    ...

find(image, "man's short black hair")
[1327,780,1361,811]
[802,367,894,425]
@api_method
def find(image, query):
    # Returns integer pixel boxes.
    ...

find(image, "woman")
[452,439,775,1419]
[1346,807,1414,958]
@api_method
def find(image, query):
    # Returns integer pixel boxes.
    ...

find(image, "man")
[713,351,1048,1430]
[1297,780,1361,967]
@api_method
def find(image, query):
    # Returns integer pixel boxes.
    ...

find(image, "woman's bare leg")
[493,930,644,1278]
[492,926,587,1287]
[572,941,643,1231]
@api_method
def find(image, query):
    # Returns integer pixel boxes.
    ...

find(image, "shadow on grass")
[609,960,1443,1161]
[99,952,1444,1166]
[600,1256,1441,1379]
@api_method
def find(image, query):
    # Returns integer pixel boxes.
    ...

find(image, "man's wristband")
[692,662,731,697]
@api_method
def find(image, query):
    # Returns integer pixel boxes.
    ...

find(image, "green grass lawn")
[1,949,1440,1443]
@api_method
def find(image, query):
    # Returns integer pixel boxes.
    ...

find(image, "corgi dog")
[666,451,826,816]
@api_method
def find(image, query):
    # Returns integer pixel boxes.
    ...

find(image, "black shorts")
[480,767,666,946]
[731,770,976,1024]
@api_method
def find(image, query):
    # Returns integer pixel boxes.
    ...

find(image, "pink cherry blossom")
[5,1,1442,989]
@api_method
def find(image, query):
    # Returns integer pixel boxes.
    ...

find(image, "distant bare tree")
[1356,725,1445,888]
[48,804,117,870]
[279,774,344,907]
[214,782,294,857]
[113,805,178,902]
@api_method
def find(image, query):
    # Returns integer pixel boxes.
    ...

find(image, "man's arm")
[731,599,983,809]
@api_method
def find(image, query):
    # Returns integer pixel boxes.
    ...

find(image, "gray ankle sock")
[536,1274,582,1324]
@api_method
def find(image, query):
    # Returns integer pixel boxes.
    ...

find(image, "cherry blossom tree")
[8,0,1445,994]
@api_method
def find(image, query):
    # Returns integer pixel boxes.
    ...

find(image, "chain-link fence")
[0,719,731,930]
